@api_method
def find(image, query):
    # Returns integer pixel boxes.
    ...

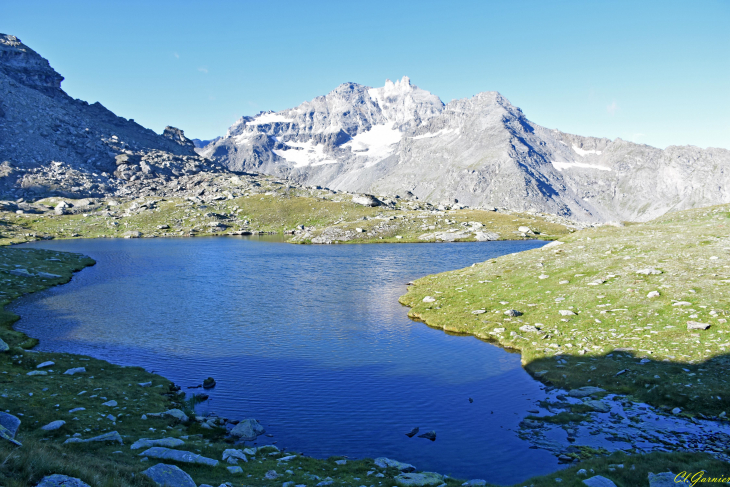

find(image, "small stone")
[422,296,436,303]
[26,370,47,376]
[202,377,216,389]
[559,310,576,316]
[647,291,660,298]
[0,338,8,352]
[138,381,152,387]
[63,367,86,375]
[163,409,189,422]
[648,471,691,486]
[101,400,118,407]
[519,325,540,333]
[41,420,65,431]
[37,361,55,368]
[139,447,218,466]
[265,470,279,480]
[636,268,662,275]
[227,465,243,474]
[568,386,605,398]
[504,309,522,317]
[672,407,682,415]
[222,448,248,464]
[462,480,487,486]
[68,408,85,413]
[140,463,196,487]
[673,301,692,306]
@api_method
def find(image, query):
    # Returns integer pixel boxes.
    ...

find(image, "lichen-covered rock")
[131,437,185,450]
[36,474,91,487]
[139,447,218,466]
[394,472,444,486]
[140,463,196,487]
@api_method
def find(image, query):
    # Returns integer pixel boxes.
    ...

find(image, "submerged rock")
[202,377,216,389]
[140,463,196,487]
[36,474,91,487]
[405,427,419,437]
[417,430,436,441]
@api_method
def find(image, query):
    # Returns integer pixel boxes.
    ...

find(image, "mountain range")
[201,77,730,222]
[2,32,729,223]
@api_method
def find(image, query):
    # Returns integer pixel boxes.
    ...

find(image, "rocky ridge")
[201,77,730,223]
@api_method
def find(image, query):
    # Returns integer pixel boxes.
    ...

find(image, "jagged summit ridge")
[201,76,730,222]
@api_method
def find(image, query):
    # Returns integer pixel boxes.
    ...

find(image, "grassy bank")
[0,188,573,246]
[400,203,730,418]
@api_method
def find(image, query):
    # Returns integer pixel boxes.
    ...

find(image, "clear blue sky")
[3,0,729,149]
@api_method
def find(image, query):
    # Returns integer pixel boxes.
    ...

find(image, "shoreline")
[3,220,730,485]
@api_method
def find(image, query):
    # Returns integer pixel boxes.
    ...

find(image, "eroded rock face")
[201,76,730,223]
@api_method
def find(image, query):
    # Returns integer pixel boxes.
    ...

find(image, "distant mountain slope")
[0,33,218,199]
[201,77,730,222]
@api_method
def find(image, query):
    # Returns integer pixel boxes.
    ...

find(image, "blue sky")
[3,0,729,149]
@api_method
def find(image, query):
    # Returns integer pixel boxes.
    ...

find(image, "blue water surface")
[13,237,558,483]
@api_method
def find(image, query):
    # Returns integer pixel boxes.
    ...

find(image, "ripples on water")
[14,237,558,482]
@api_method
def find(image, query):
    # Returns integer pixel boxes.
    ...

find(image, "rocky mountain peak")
[162,126,196,150]
[0,33,64,95]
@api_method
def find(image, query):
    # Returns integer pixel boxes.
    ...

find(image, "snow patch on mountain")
[552,161,611,172]
[343,122,402,160]
[572,145,602,157]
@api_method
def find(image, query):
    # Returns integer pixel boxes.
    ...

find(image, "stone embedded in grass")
[0,338,8,353]
[63,367,86,375]
[27,370,47,376]
[687,321,711,330]
[647,291,660,298]
[159,408,188,422]
[462,480,487,486]
[227,465,244,474]
[230,418,265,441]
[65,431,123,444]
[41,420,65,431]
[422,296,436,303]
[395,471,444,486]
[0,413,20,438]
[539,274,549,279]
[559,310,577,316]
[139,447,218,466]
[101,400,117,407]
[519,325,540,333]
[374,457,416,472]
[140,463,196,487]
[37,361,55,368]
[264,470,280,480]
[673,301,692,306]
[559,280,569,284]
[648,471,692,486]
[131,437,185,450]
[36,474,91,487]
[138,381,152,387]
[504,309,523,317]
[68,407,85,413]
[471,309,486,314]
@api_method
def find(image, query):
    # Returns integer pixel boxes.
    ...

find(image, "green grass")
[400,203,730,417]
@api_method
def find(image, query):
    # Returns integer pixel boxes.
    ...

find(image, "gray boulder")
[583,400,611,413]
[394,472,444,486]
[131,437,185,450]
[230,418,265,440]
[374,457,416,472]
[582,476,617,487]
[0,423,21,446]
[36,474,91,487]
[222,448,248,464]
[0,412,20,437]
[352,194,382,207]
[139,447,218,466]
[140,463,196,487]
[163,409,189,422]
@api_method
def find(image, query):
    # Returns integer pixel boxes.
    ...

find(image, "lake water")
[13,237,558,483]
